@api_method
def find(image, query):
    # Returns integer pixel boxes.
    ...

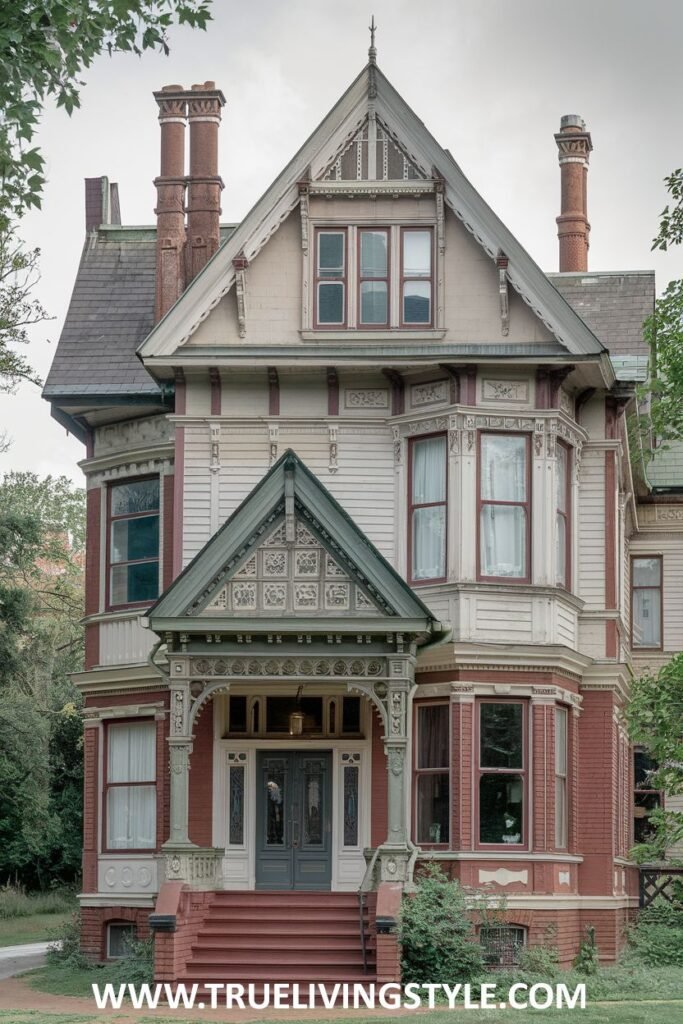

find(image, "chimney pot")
[555,114,592,273]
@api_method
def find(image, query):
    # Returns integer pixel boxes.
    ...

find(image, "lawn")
[0,912,73,949]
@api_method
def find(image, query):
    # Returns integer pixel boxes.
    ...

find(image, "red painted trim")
[101,718,159,855]
[399,226,434,328]
[268,367,280,416]
[173,368,186,416]
[412,699,451,848]
[474,698,530,852]
[357,226,390,328]
[327,367,339,416]
[476,431,532,584]
[463,365,477,406]
[163,474,175,589]
[82,725,99,892]
[85,488,101,618]
[382,368,404,416]
[84,623,100,670]
[314,228,347,329]
[630,553,663,651]
[604,450,617,610]
[536,368,550,410]
[173,427,184,578]
[209,368,221,416]
[85,428,95,460]
[606,619,618,659]
[407,432,448,585]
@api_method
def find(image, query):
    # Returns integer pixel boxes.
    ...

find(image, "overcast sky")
[2,0,682,486]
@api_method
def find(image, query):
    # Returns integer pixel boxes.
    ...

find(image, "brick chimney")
[554,114,593,272]
[153,85,189,321]
[84,176,121,232]
[186,81,226,282]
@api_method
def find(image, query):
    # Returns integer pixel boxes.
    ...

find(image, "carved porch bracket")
[298,181,310,253]
[496,252,510,337]
[232,254,248,338]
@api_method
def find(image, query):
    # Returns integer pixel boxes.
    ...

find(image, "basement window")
[480,926,526,967]
[107,922,135,959]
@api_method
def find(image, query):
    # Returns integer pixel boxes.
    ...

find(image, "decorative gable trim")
[138,64,606,365]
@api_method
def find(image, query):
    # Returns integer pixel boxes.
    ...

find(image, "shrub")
[46,911,89,970]
[399,863,484,986]
[628,897,683,966]
[517,942,560,977]
[110,934,154,987]
[574,925,600,975]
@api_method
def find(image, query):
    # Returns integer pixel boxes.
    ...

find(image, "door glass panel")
[343,764,359,846]
[229,766,245,845]
[264,762,286,846]
[302,759,324,847]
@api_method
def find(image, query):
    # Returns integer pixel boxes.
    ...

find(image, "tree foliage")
[0,472,85,887]
[627,653,683,862]
[0,229,50,398]
[0,0,213,230]
[652,169,683,253]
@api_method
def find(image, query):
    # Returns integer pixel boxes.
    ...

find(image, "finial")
[368,15,377,65]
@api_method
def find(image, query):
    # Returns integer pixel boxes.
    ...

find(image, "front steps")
[184,891,376,986]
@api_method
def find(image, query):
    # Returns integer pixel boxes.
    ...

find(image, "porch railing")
[164,847,223,889]
[639,864,683,908]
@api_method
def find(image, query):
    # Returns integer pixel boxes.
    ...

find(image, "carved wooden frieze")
[410,380,449,408]
[481,379,530,403]
[344,388,389,409]
[189,655,385,678]
[95,415,173,455]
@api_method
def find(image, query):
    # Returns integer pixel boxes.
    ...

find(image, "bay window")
[556,442,571,588]
[401,228,433,325]
[631,556,662,648]
[108,477,160,608]
[105,721,156,850]
[358,229,389,325]
[478,702,526,846]
[555,707,568,848]
[415,703,450,844]
[315,230,346,326]
[479,433,530,581]
[409,434,447,582]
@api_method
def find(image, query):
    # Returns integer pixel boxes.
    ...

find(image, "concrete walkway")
[0,941,51,981]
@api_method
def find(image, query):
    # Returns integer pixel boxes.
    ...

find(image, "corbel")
[268,366,280,416]
[209,367,221,416]
[328,425,338,474]
[232,254,248,339]
[496,252,510,337]
[268,423,279,466]
[433,171,446,255]
[439,363,461,404]
[548,365,575,409]
[298,180,310,254]
[327,366,339,416]
[382,368,405,415]
[209,423,220,474]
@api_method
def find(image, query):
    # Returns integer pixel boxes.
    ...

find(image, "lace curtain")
[412,435,447,580]
[107,722,156,849]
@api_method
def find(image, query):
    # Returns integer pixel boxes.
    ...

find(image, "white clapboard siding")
[183,424,213,562]
[555,599,577,648]
[100,616,154,666]
[218,427,272,523]
[577,618,604,660]
[631,535,683,653]
[577,448,605,608]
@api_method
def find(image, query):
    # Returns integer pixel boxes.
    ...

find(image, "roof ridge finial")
[368,14,377,65]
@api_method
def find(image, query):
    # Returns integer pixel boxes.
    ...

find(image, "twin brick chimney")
[555,114,593,273]
[153,82,226,321]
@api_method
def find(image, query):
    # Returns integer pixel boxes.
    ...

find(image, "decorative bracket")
[298,181,310,253]
[268,422,279,466]
[328,425,338,474]
[209,423,221,474]
[232,254,248,338]
[496,252,510,337]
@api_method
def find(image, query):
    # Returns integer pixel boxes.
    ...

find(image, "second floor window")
[631,556,662,648]
[316,230,346,326]
[479,433,530,581]
[401,228,433,325]
[109,478,160,608]
[409,434,447,582]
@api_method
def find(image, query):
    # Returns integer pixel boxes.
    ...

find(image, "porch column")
[377,654,416,883]
[164,681,195,849]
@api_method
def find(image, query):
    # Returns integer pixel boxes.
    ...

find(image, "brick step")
[184,981,378,1005]
[198,922,366,939]
[208,893,359,908]
[202,912,362,927]
[195,935,372,951]
[189,949,367,967]
[185,967,376,983]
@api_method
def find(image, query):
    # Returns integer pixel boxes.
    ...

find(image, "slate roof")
[42,224,235,401]
[549,271,655,357]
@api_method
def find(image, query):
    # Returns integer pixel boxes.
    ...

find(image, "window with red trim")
[315,230,346,326]
[108,478,160,608]
[401,228,433,325]
[105,721,156,851]
[478,701,526,847]
[478,433,530,581]
[556,442,571,588]
[634,747,663,844]
[358,228,389,325]
[631,556,662,648]
[555,707,568,848]
[415,703,450,844]
[408,434,447,583]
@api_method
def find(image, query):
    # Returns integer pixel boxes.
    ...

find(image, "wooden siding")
[577,447,606,608]
[99,615,155,666]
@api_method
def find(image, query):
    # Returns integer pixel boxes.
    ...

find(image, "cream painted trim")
[78,894,156,908]
[83,702,165,722]
[73,664,166,696]
[79,445,174,476]
[489,896,638,910]
[420,851,583,863]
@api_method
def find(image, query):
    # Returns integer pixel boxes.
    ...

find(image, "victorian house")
[44,39,673,982]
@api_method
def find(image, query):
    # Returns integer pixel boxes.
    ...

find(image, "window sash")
[401,228,433,325]
[631,556,663,648]
[315,230,346,326]
[478,433,530,581]
[409,434,447,582]
[415,703,450,845]
[108,478,160,608]
[555,708,568,849]
[556,443,571,588]
[358,229,389,326]
[477,701,527,848]
[105,722,157,851]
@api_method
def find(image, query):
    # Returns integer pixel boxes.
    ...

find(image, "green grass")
[0,889,76,921]
[25,965,119,999]
[0,912,74,948]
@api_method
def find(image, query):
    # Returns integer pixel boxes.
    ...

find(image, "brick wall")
[81,905,150,960]
[371,709,388,848]
[188,705,213,847]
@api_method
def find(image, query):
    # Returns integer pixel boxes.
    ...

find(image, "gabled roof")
[146,450,441,638]
[138,62,606,365]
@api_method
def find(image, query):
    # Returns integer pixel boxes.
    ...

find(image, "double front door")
[255,750,332,890]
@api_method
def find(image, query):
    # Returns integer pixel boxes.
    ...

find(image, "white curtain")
[412,436,446,580]
[480,435,526,577]
[107,722,156,849]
